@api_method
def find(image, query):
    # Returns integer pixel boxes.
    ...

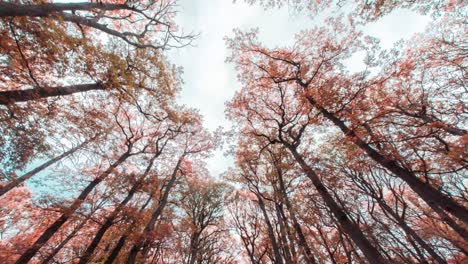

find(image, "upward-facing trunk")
[78,154,158,264]
[0,83,105,105]
[274,203,293,264]
[285,144,386,264]
[188,231,202,264]
[1,136,97,197]
[125,158,183,264]
[103,189,156,264]
[275,166,317,264]
[0,2,129,17]
[255,194,284,264]
[41,216,90,264]
[306,96,468,229]
[376,198,446,264]
[14,151,130,264]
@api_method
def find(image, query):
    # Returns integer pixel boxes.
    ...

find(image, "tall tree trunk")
[285,144,386,264]
[125,157,183,264]
[103,189,156,264]
[188,231,202,264]
[274,203,293,264]
[15,151,130,264]
[1,136,96,197]
[305,96,468,228]
[281,214,298,262]
[255,194,284,264]
[275,165,317,264]
[376,197,447,264]
[395,107,467,136]
[0,2,129,17]
[78,154,158,264]
[41,216,90,264]
[315,224,338,264]
[0,83,105,105]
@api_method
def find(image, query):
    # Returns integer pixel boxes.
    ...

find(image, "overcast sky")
[168,0,431,177]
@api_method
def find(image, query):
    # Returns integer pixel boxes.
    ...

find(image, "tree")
[0,134,99,197]
[2,0,466,263]
[226,18,467,236]
[239,0,466,21]
[178,177,232,264]
[0,0,191,103]
[226,77,386,262]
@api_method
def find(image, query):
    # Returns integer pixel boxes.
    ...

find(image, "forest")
[0,0,466,263]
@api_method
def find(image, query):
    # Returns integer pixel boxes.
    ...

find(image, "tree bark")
[103,189,156,264]
[0,2,129,17]
[274,203,293,264]
[285,144,386,264]
[78,154,158,264]
[377,199,446,264]
[14,151,130,264]
[0,83,105,105]
[255,194,284,264]
[41,217,89,264]
[275,165,317,264]
[188,231,202,264]
[306,96,468,227]
[125,157,183,264]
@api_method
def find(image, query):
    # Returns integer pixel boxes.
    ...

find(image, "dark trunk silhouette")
[125,157,183,264]
[255,193,284,264]
[188,231,202,264]
[0,83,105,105]
[0,2,129,17]
[41,216,90,264]
[274,203,293,263]
[306,96,468,229]
[285,144,386,264]
[1,136,96,197]
[104,190,156,264]
[378,199,446,264]
[348,170,447,264]
[78,155,158,263]
[274,163,317,264]
[15,151,130,264]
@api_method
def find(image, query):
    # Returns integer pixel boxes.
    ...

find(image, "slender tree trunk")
[306,96,468,227]
[104,189,156,264]
[246,244,258,264]
[395,108,467,136]
[377,198,447,264]
[41,216,90,264]
[105,235,128,264]
[275,203,293,264]
[276,166,317,264]
[282,215,298,262]
[125,157,183,264]
[316,224,338,264]
[0,83,105,105]
[255,194,284,264]
[188,231,201,264]
[285,144,386,264]
[407,235,428,264]
[15,151,130,264]
[337,230,355,263]
[0,2,129,17]
[78,154,158,263]
[1,136,96,197]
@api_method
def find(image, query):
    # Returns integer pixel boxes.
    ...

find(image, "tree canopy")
[0,0,466,263]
